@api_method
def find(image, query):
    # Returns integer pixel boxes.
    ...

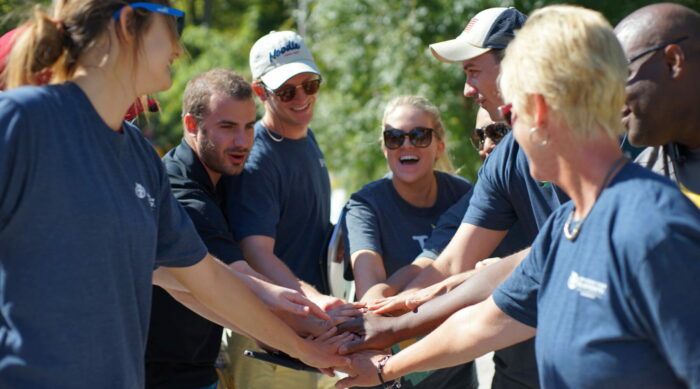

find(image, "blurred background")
[2,0,699,195]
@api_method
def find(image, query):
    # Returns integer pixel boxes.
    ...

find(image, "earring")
[529,126,549,147]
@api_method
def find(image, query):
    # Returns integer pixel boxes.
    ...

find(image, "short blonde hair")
[381,95,454,173]
[498,5,627,140]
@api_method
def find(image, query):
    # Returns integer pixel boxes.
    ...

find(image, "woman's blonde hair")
[381,95,454,173]
[4,0,177,89]
[499,5,627,140]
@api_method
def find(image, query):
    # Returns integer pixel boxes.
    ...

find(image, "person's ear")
[533,94,549,129]
[114,5,136,44]
[183,114,198,136]
[252,82,267,101]
[663,44,685,79]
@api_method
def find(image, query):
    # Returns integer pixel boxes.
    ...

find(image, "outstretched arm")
[340,251,526,354]
[164,254,349,369]
[336,296,536,388]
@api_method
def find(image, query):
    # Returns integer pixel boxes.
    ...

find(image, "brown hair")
[4,0,176,89]
[182,68,253,125]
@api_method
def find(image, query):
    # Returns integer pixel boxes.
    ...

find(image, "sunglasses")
[265,77,322,102]
[470,122,510,150]
[498,103,513,126]
[113,2,186,38]
[383,126,435,150]
[627,36,688,64]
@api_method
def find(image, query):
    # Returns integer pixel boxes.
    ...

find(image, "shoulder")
[435,171,472,190]
[607,163,700,244]
[348,176,393,208]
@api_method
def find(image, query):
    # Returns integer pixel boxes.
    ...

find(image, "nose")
[463,81,477,98]
[173,42,184,59]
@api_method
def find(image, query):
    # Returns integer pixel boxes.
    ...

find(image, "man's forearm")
[387,253,526,341]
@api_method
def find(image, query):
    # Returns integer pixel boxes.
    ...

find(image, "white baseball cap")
[429,7,527,63]
[250,30,320,90]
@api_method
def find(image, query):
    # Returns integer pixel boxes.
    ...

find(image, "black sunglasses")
[470,122,510,150]
[383,126,435,150]
[627,36,688,64]
[265,77,322,102]
[113,2,185,38]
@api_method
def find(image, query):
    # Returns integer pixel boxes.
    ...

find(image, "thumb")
[291,294,329,320]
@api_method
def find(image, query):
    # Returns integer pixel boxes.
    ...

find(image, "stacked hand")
[367,282,446,315]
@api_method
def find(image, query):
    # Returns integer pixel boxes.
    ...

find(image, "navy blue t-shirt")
[419,190,527,260]
[345,171,476,389]
[226,122,331,289]
[345,171,472,276]
[0,83,207,388]
[463,132,569,239]
[494,163,700,388]
[463,132,569,389]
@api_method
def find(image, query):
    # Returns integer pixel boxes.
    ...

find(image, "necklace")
[563,156,628,241]
[264,125,284,142]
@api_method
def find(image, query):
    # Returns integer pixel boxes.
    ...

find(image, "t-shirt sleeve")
[0,98,31,230]
[419,190,472,259]
[344,195,382,256]
[153,160,208,268]
[171,180,243,264]
[629,229,700,385]
[492,217,552,327]
[462,138,517,230]
[226,162,281,241]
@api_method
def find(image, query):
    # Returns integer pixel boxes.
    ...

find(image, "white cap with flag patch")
[429,7,527,63]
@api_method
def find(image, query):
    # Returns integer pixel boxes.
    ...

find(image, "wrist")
[377,354,402,388]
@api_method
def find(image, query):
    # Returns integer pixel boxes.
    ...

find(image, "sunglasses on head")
[470,122,510,150]
[265,77,322,102]
[113,2,185,38]
[383,126,435,150]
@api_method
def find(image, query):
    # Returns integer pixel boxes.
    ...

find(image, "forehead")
[385,105,433,127]
[462,51,498,70]
[207,93,256,118]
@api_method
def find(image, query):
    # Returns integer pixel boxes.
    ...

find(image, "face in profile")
[137,14,183,95]
[462,51,504,121]
[382,105,444,185]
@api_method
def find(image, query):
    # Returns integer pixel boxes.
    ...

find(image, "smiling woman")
[343,96,477,389]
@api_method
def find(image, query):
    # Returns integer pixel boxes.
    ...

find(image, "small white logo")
[567,271,607,300]
[319,158,326,168]
[134,183,155,208]
[0,264,25,371]
[412,235,429,250]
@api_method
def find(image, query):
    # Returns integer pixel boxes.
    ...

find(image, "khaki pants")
[218,331,319,389]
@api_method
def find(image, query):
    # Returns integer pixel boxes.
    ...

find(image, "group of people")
[0,1,698,389]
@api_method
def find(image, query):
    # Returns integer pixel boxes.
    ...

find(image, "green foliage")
[0,0,50,35]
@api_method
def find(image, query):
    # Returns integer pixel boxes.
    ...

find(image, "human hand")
[264,283,330,320]
[368,283,445,316]
[311,293,347,311]
[327,302,367,326]
[336,312,398,354]
[334,350,389,388]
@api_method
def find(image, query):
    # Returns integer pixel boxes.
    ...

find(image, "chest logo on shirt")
[319,158,326,168]
[412,235,429,250]
[0,264,25,371]
[567,271,607,300]
[134,183,155,208]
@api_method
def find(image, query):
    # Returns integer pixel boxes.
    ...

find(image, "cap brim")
[260,61,320,90]
[429,39,491,63]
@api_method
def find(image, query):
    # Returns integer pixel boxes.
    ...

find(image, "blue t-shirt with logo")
[419,190,527,261]
[0,83,207,388]
[493,163,700,388]
[344,171,475,389]
[226,122,331,289]
[345,171,471,276]
[462,132,569,389]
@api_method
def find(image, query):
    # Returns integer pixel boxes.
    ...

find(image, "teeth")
[291,104,309,112]
[400,156,419,162]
